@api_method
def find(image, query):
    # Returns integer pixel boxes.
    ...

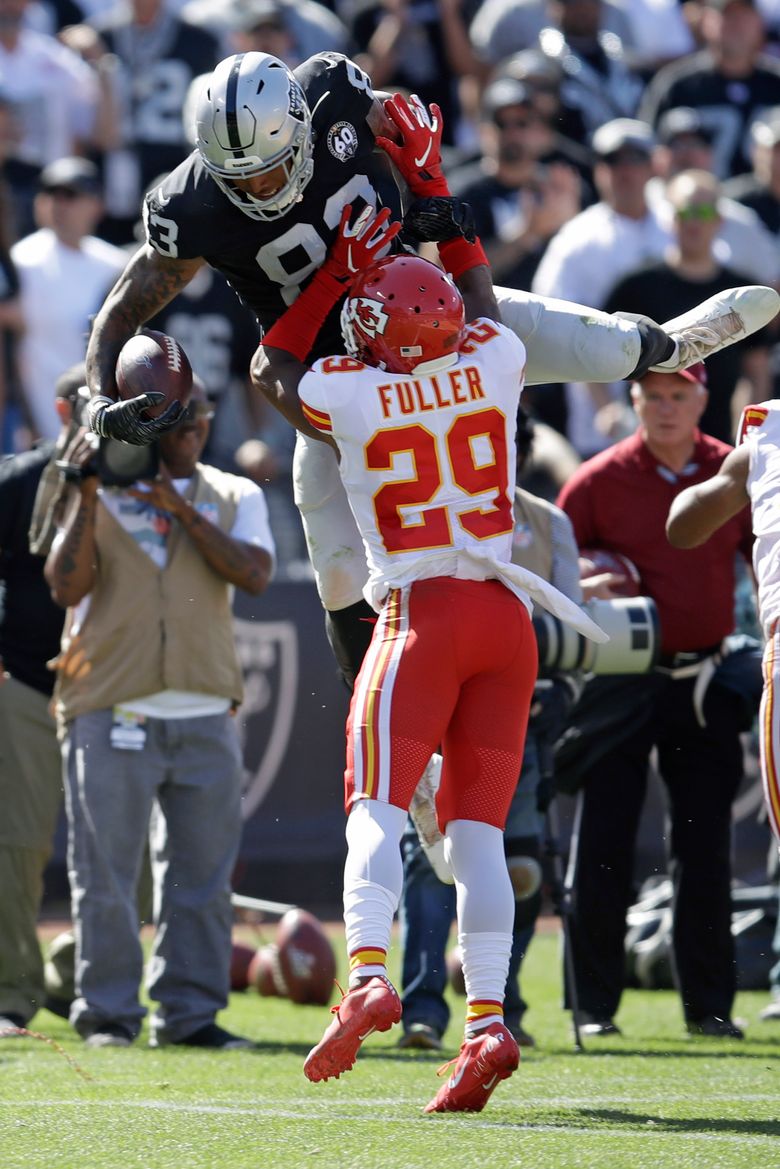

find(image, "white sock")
[343,800,406,985]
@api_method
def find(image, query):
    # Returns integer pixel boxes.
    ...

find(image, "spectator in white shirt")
[532,118,671,456]
[11,157,125,441]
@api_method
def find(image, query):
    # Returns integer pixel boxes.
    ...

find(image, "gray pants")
[62,708,242,1043]
[0,675,62,1023]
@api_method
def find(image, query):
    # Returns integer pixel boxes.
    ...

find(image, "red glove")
[376,93,449,198]
[322,203,402,284]
[262,204,401,362]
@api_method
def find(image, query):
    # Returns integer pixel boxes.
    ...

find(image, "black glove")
[87,393,183,445]
[401,196,476,245]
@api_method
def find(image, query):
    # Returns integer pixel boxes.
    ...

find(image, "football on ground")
[115,329,193,418]
[247,944,286,997]
[230,941,257,992]
[276,909,337,1005]
[578,547,641,597]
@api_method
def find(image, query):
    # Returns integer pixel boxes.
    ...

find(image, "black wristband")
[401,196,477,245]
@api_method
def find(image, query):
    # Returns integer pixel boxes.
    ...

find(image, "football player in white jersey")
[251,196,606,1111]
[667,404,780,847]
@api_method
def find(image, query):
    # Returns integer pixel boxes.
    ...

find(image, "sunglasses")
[493,113,542,131]
[675,203,720,222]
[44,186,86,200]
[600,150,651,167]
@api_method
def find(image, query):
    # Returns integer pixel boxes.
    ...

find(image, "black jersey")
[144,53,401,359]
[722,173,780,235]
[97,13,219,193]
[640,51,780,179]
[0,443,65,696]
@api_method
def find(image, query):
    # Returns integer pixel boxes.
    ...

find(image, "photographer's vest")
[511,487,554,582]
[55,463,245,721]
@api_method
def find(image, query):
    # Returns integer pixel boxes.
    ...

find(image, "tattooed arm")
[85,245,203,444]
[44,474,100,608]
[86,244,203,401]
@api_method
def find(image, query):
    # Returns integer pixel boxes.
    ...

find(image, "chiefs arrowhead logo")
[349,296,389,338]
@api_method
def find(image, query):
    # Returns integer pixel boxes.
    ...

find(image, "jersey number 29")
[367,407,513,553]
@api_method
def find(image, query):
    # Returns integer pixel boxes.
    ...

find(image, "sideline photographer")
[45,377,276,1050]
[555,363,757,1040]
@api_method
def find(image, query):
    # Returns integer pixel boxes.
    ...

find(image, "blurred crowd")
[1,0,780,534]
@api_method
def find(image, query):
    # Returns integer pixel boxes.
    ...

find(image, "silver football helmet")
[195,52,314,221]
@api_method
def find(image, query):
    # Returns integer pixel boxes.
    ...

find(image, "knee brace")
[325,600,377,691]
[618,314,675,381]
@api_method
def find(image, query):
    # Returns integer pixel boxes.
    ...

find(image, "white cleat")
[651,285,780,373]
[409,753,453,884]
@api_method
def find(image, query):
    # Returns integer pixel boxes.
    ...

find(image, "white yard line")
[1,1098,778,1149]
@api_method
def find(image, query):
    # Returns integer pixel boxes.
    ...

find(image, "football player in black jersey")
[87,50,409,681]
[85,51,776,687]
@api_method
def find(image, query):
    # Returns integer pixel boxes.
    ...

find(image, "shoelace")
[434,1030,512,1081]
[329,979,349,1022]
[329,973,397,1023]
[675,311,744,363]
[434,1049,464,1080]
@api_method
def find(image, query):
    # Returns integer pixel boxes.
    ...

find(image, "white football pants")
[294,287,643,611]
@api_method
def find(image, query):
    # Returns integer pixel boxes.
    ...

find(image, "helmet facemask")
[196,54,315,221]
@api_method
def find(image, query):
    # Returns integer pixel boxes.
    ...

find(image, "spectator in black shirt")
[640,0,780,179]
[723,107,780,234]
[0,365,82,1036]
[448,77,583,290]
[603,168,772,443]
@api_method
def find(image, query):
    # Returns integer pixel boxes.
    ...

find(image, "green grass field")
[1,929,779,1169]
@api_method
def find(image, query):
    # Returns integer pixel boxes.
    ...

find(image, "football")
[247,944,286,997]
[230,941,257,992]
[115,329,193,418]
[276,909,336,1006]
[578,548,641,597]
[446,945,466,996]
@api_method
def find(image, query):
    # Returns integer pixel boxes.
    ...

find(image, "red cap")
[676,361,707,388]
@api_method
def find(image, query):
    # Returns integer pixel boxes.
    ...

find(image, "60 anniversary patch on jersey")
[327,121,358,162]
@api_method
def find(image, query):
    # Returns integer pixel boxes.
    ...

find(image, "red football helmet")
[340,255,466,374]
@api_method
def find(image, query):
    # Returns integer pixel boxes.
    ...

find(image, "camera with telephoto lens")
[57,387,159,487]
[533,596,660,675]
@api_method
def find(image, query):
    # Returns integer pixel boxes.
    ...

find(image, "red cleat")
[304,975,401,1083]
[423,1022,519,1114]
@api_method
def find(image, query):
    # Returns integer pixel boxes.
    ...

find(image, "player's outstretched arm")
[377,93,496,323]
[86,244,203,444]
[666,444,751,548]
[252,204,400,446]
[251,345,328,446]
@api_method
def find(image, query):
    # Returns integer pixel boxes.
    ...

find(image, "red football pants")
[345,577,537,831]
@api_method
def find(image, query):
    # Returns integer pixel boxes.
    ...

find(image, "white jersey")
[12,229,126,438]
[745,401,780,636]
[299,318,606,643]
